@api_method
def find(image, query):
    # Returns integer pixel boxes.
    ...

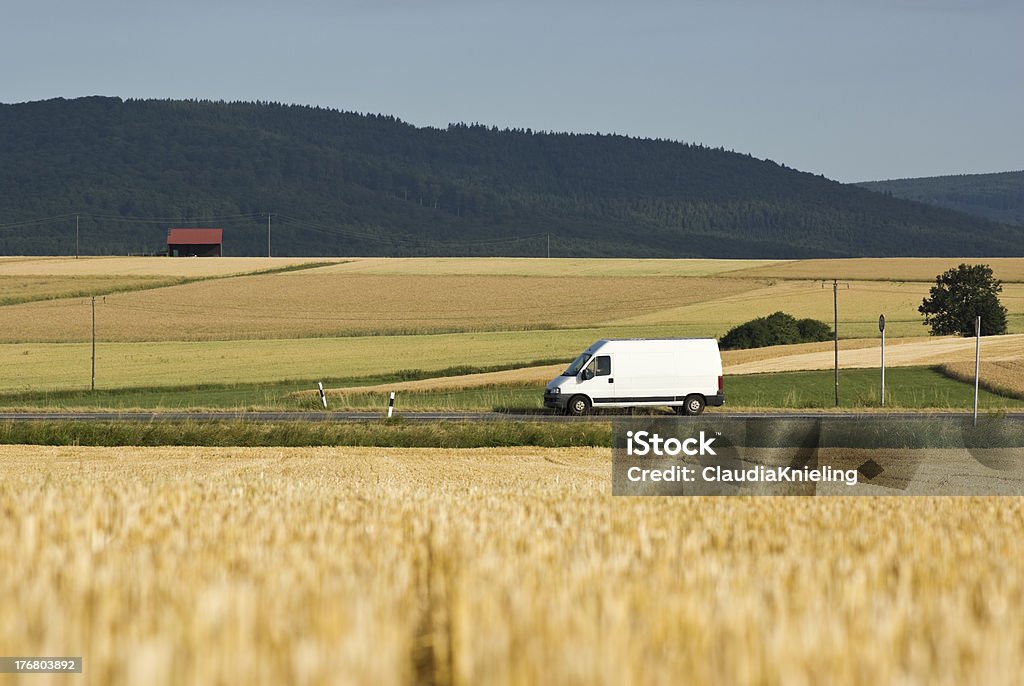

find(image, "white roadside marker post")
[974,316,981,427]
[318,382,327,409]
[387,391,395,418]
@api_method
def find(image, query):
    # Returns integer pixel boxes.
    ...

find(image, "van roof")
[592,338,718,343]
[587,338,719,352]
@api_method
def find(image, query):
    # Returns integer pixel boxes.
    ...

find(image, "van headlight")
[547,387,560,394]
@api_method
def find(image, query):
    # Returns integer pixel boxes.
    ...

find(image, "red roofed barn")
[167,228,223,257]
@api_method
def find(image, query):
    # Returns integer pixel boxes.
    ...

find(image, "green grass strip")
[0,419,612,448]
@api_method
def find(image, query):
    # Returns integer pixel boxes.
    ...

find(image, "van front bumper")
[544,391,568,410]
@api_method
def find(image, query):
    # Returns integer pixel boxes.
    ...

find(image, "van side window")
[595,355,611,376]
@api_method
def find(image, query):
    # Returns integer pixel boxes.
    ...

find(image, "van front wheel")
[682,395,706,416]
[566,395,592,416]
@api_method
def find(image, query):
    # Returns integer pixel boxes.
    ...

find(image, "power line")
[83,212,266,224]
[0,210,555,254]
[272,214,548,248]
[0,213,79,231]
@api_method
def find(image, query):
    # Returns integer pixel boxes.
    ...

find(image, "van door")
[581,354,614,405]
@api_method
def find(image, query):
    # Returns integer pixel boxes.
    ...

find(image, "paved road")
[1,411,1022,422]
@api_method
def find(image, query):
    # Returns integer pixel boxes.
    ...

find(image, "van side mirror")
[581,369,595,381]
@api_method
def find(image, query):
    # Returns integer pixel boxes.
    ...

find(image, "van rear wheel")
[566,395,591,416]
[682,394,706,416]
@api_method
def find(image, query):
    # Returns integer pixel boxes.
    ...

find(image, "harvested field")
[3,445,1023,685]
[0,256,340,277]
[939,360,1024,400]
[320,257,784,276]
[730,257,1024,283]
[0,274,181,305]
[728,333,1024,375]
[0,273,761,342]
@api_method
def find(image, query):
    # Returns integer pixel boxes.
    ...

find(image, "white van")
[544,338,724,416]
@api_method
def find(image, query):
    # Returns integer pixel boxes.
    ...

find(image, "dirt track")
[726,334,1024,374]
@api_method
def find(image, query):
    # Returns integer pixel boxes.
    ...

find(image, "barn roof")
[168,228,223,244]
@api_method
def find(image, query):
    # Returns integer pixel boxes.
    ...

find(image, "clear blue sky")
[2,0,1021,182]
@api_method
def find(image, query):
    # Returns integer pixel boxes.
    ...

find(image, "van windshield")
[562,352,591,376]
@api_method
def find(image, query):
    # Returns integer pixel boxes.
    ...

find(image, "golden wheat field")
[2,445,1023,686]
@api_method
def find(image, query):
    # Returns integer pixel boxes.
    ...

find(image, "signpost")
[879,314,885,407]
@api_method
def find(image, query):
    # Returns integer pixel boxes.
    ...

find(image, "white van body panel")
[544,338,724,413]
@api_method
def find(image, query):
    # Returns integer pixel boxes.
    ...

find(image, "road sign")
[878,314,885,332]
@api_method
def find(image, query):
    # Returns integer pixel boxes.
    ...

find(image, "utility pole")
[821,279,849,407]
[75,214,80,259]
[267,213,272,258]
[91,296,96,391]
[833,279,839,407]
[546,234,550,259]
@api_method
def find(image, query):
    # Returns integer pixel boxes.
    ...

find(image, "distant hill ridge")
[857,171,1024,227]
[0,96,1021,257]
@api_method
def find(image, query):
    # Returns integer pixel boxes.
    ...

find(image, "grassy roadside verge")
[0,420,612,448]
[4,415,1022,448]
[2,367,1021,413]
[729,366,1024,409]
[0,359,566,410]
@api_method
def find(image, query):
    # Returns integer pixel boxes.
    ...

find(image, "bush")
[720,312,832,350]
[796,318,833,342]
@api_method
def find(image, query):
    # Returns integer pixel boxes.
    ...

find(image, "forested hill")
[857,171,1024,227]
[1,96,1021,257]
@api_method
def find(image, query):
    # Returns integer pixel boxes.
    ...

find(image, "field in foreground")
[2,446,1023,685]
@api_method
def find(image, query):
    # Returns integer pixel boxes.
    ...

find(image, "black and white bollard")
[317,382,327,409]
[387,391,396,418]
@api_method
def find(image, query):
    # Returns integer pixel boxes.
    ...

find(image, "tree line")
[1,97,1021,257]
